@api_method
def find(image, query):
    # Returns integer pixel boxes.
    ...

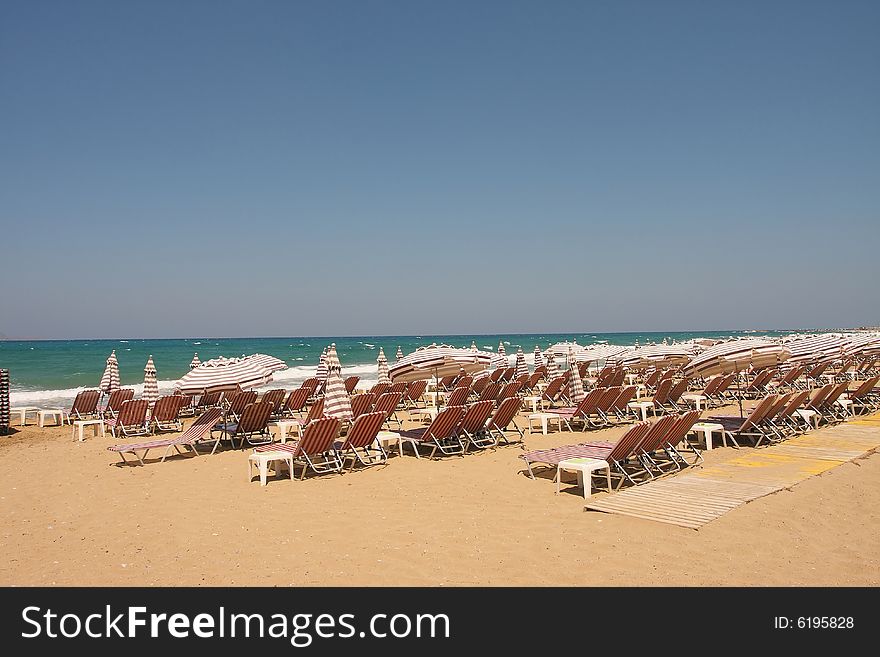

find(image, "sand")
[0,405,878,587]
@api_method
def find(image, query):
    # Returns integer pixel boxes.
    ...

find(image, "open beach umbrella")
[174,354,287,395]
[389,344,495,384]
[377,347,391,385]
[842,334,880,358]
[514,347,529,379]
[566,348,585,404]
[396,346,404,361]
[100,350,120,394]
[682,339,791,417]
[143,356,159,406]
[608,345,693,371]
[783,334,849,366]
[497,341,506,358]
[533,345,544,370]
[316,347,329,381]
[545,352,560,379]
[574,344,632,365]
[189,353,201,369]
[322,343,352,421]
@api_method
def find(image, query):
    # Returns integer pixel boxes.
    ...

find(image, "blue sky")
[1,0,878,338]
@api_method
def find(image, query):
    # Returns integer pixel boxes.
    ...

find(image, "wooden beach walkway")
[584,413,880,529]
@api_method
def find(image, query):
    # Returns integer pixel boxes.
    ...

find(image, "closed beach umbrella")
[497,341,506,358]
[143,356,159,406]
[316,347,328,381]
[514,347,529,379]
[396,346,404,361]
[566,348,585,404]
[100,350,120,394]
[390,344,495,383]
[175,353,287,394]
[322,343,352,421]
[545,352,560,379]
[377,347,391,385]
[470,341,478,352]
[189,353,201,369]
[533,345,544,370]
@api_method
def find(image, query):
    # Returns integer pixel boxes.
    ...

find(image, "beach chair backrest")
[740,395,778,432]
[823,382,850,406]
[808,384,834,408]
[498,381,522,402]
[406,379,428,402]
[229,390,258,416]
[850,375,880,400]
[611,369,626,387]
[652,378,673,404]
[350,393,375,419]
[765,392,793,421]
[478,383,501,403]
[636,413,680,454]
[389,382,408,396]
[447,386,471,407]
[488,396,522,431]
[152,395,182,422]
[781,391,811,418]
[439,375,457,390]
[237,401,273,434]
[611,385,638,412]
[301,377,319,392]
[644,369,661,388]
[715,374,736,395]
[198,390,222,408]
[458,400,494,434]
[373,392,403,418]
[471,377,489,394]
[489,369,505,384]
[607,421,652,462]
[180,408,223,442]
[341,411,385,449]
[534,365,548,380]
[118,399,149,427]
[664,410,701,448]
[344,376,360,394]
[368,382,390,396]
[305,397,325,423]
[702,376,722,396]
[106,388,135,413]
[71,390,101,417]
[285,387,311,413]
[542,377,565,400]
[576,388,605,415]
[596,386,623,413]
[298,417,342,456]
[425,406,466,441]
[526,372,543,390]
[261,389,287,413]
[456,375,474,389]
[668,379,689,403]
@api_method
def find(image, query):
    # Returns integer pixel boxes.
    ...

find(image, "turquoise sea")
[0,330,807,407]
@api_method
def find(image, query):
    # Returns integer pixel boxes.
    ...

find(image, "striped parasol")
[842,333,880,358]
[322,343,352,421]
[608,344,693,371]
[497,341,506,358]
[396,346,404,361]
[189,353,201,369]
[389,344,495,383]
[514,347,529,379]
[377,347,391,385]
[566,348,585,404]
[316,347,329,381]
[533,345,544,370]
[470,341,478,352]
[143,356,159,406]
[174,353,287,394]
[783,334,849,365]
[682,339,791,379]
[574,344,632,364]
[545,352,560,379]
[100,350,120,394]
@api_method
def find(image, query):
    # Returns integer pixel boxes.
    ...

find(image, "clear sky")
[1,0,878,339]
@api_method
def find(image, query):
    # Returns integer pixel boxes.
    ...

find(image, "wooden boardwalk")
[584,413,880,529]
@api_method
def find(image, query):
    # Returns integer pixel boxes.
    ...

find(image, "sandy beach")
[1,403,877,587]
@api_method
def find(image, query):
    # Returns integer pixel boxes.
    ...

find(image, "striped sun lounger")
[107,408,223,465]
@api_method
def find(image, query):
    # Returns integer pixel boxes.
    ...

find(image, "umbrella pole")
[736,360,744,419]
